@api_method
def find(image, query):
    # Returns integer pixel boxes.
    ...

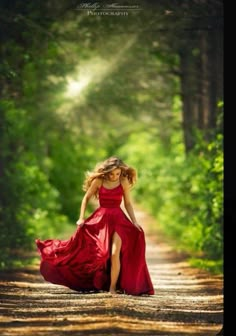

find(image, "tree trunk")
[179,26,223,152]
[198,31,210,131]
[179,48,198,152]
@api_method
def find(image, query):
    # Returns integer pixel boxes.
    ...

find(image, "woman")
[36,156,154,296]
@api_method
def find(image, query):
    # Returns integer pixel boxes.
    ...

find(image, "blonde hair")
[83,156,137,194]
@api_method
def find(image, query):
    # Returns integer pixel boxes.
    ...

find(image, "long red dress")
[35,184,154,295]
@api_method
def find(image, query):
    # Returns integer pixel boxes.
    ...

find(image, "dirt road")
[0,209,223,336]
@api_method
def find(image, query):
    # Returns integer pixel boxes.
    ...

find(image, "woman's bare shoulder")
[91,177,102,188]
[121,176,130,189]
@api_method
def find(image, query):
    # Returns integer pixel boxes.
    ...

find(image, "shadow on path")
[0,209,223,336]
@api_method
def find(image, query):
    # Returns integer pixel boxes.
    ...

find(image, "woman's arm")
[76,178,101,226]
[121,178,142,231]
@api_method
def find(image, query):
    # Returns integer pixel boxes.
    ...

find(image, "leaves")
[0,0,223,269]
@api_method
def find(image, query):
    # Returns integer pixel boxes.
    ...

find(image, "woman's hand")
[76,219,85,227]
[133,222,142,231]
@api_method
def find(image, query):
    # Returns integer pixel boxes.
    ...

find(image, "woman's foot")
[109,287,117,295]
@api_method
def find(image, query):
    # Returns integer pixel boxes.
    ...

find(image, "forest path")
[0,208,223,336]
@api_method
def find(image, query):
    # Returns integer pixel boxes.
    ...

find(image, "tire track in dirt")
[0,209,223,336]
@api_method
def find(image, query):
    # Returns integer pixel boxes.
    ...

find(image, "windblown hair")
[83,156,137,194]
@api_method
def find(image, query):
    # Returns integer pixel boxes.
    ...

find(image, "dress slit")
[36,184,154,295]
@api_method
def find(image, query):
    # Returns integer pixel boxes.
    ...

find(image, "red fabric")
[35,184,154,295]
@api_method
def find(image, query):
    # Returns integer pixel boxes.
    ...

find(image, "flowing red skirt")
[36,185,154,296]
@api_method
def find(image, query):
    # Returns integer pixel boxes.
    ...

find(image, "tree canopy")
[0,0,223,271]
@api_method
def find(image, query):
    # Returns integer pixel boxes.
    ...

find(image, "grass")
[188,257,223,275]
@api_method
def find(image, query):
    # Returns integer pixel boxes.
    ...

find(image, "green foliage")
[0,0,223,274]
[0,100,71,268]
[47,133,104,220]
[119,126,223,270]
[188,258,223,275]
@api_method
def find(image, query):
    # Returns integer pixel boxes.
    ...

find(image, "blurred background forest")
[0,0,223,273]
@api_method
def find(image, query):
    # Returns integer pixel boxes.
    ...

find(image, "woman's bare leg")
[109,232,122,294]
